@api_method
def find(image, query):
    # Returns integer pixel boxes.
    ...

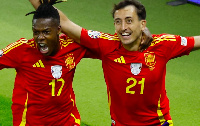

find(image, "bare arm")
[139,27,153,52]
[29,0,40,9]
[29,0,82,43]
[58,9,82,43]
[193,36,200,51]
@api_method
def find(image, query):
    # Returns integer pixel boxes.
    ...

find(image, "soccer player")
[30,0,200,125]
[0,2,92,126]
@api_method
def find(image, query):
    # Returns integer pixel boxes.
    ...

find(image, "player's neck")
[122,39,141,51]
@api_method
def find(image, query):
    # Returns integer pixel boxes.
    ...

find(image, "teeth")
[40,43,45,47]
[39,43,48,53]
[41,47,48,51]
[122,33,130,36]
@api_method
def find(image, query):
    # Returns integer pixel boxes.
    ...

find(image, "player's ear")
[140,20,146,31]
[57,25,61,34]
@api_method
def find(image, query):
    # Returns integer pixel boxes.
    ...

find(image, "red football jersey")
[80,29,194,126]
[0,34,88,126]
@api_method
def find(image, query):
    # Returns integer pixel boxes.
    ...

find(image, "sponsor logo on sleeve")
[181,36,187,46]
[130,63,142,75]
[51,65,62,79]
[0,50,3,57]
[88,30,101,39]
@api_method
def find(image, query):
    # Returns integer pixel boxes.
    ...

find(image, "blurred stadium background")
[0,0,199,125]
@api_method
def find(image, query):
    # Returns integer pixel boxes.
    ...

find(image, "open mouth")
[121,32,131,39]
[122,32,131,36]
[39,43,49,54]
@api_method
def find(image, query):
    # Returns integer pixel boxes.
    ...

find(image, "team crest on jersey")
[88,30,101,39]
[51,65,62,79]
[130,63,142,75]
[144,52,156,71]
[65,53,75,71]
[0,50,3,57]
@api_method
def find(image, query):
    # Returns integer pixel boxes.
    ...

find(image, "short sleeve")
[80,28,101,58]
[0,38,26,69]
[80,28,121,59]
[151,34,195,61]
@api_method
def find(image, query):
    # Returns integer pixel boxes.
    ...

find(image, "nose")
[38,33,45,39]
[121,22,128,31]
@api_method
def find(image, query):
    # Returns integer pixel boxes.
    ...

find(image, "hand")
[40,0,66,4]
[40,0,55,4]
[139,27,153,52]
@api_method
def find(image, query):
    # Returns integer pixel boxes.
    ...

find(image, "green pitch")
[0,0,199,125]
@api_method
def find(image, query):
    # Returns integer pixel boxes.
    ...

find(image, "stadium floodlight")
[167,0,187,6]
[187,0,200,5]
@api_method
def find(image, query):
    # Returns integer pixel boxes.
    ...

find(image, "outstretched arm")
[29,0,152,48]
[193,36,200,51]
[29,0,82,43]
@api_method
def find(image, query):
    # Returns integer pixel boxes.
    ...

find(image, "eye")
[114,19,122,25]
[33,31,39,35]
[126,19,132,24]
[43,31,50,35]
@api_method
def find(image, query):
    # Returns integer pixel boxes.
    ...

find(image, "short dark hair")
[33,4,60,25]
[112,0,146,20]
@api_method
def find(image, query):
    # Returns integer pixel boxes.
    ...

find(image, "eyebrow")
[114,16,132,21]
[32,27,51,31]
[114,17,120,20]
[125,17,132,19]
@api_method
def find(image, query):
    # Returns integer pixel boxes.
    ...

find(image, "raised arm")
[29,0,153,49]
[29,0,40,9]
[29,0,82,43]
[58,8,82,43]
[139,27,153,52]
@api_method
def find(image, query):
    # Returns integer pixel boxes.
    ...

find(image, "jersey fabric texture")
[0,34,88,126]
[80,28,194,126]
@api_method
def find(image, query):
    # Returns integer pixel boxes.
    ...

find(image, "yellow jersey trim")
[3,39,27,54]
[70,113,80,125]
[19,93,28,126]
[157,95,166,125]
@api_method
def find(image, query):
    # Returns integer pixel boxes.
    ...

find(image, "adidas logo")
[33,60,45,68]
[114,56,126,64]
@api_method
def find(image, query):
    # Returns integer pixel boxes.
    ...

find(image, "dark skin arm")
[29,0,153,51]
[139,27,153,52]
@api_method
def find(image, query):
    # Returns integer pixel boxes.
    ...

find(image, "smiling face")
[32,18,61,56]
[114,5,146,51]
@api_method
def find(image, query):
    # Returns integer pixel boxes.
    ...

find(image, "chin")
[121,40,133,45]
[42,51,51,56]
[42,53,49,56]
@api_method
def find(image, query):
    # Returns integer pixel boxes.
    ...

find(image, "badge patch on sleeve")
[181,36,187,46]
[88,30,101,39]
[0,50,3,57]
